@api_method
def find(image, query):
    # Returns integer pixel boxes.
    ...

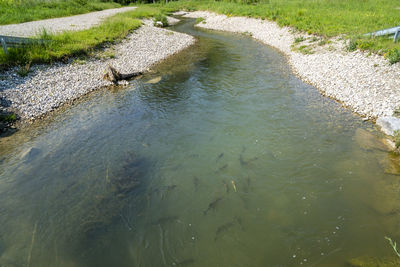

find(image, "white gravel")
[183,11,400,119]
[0,7,136,37]
[0,20,195,120]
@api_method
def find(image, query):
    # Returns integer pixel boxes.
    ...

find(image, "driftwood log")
[105,66,142,85]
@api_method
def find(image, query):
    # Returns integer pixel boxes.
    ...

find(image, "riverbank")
[181,11,400,122]
[0,18,195,123]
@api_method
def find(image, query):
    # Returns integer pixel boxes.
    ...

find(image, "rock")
[145,76,162,84]
[382,138,397,151]
[155,21,163,27]
[376,116,400,136]
[355,128,389,152]
[167,16,180,26]
[380,154,400,176]
[20,147,41,162]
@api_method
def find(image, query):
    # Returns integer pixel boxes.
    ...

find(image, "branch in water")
[105,66,142,85]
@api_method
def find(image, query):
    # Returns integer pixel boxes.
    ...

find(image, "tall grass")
[0,0,121,25]
[162,0,400,37]
[158,0,400,60]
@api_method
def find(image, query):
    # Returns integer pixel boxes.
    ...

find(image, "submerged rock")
[20,147,41,162]
[355,128,389,152]
[376,116,400,136]
[111,152,149,196]
[145,76,162,84]
[380,154,400,176]
[75,152,151,254]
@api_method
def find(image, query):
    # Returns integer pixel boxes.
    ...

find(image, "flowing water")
[1,18,400,266]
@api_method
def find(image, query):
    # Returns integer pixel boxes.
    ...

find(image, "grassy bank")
[159,0,400,62]
[0,6,164,67]
[0,0,123,25]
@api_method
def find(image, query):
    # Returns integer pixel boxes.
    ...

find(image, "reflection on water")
[1,18,400,266]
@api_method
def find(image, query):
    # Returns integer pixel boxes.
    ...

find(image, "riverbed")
[0,18,399,266]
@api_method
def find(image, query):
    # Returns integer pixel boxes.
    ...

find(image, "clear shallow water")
[1,19,400,266]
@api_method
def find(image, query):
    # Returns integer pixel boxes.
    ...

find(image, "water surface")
[0,19,400,266]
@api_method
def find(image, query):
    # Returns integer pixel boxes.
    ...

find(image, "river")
[0,18,399,266]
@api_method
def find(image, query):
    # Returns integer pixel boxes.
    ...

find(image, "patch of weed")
[153,13,169,27]
[385,48,400,64]
[0,113,17,123]
[294,36,305,43]
[195,17,205,24]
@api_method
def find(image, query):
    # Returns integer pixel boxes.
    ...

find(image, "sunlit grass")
[0,6,164,66]
[0,0,122,25]
[157,0,400,59]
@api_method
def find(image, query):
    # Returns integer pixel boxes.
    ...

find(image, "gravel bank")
[0,7,136,37]
[0,20,195,120]
[182,11,400,120]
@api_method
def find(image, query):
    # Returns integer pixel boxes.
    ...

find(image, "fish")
[215,221,235,241]
[193,176,200,192]
[165,185,177,191]
[242,177,251,193]
[203,197,223,215]
[246,177,251,187]
[239,154,246,165]
[216,164,228,173]
[120,213,133,231]
[222,180,230,193]
[231,180,237,192]
[239,155,258,166]
[152,216,179,225]
[216,153,224,162]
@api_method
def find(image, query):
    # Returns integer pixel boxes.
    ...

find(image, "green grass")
[0,6,164,67]
[0,0,122,25]
[3,0,400,65]
[156,0,400,62]
[0,113,17,123]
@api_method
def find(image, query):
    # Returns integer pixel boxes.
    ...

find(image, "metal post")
[394,29,400,43]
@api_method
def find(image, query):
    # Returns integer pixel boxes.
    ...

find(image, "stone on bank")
[376,116,400,136]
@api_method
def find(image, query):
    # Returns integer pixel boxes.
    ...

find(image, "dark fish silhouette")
[193,176,199,192]
[203,197,223,215]
[215,221,235,241]
[165,185,177,191]
[216,164,228,173]
[222,180,230,193]
[239,155,258,166]
[216,153,224,162]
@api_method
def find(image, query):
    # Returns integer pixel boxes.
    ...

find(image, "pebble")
[0,20,195,120]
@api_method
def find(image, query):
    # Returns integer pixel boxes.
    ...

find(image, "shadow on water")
[1,18,400,266]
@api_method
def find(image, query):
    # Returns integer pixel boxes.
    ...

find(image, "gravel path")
[182,11,400,120]
[0,19,195,120]
[0,7,136,37]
